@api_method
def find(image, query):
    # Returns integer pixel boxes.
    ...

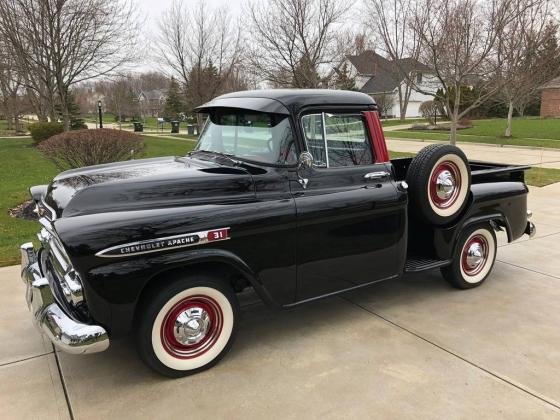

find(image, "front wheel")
[136,275,238,377]
[441,224,497,289]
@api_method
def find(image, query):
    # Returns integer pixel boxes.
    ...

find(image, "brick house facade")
[540,76,560,117]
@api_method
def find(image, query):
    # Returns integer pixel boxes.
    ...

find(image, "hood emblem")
[96,228,230,258]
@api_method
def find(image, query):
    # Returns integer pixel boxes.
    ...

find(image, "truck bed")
[390,157,530,185]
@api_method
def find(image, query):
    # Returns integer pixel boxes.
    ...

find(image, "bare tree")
[494,0,553,137]
[511,19,560,118]
[158,0,243,118]
[365,0,427,121]
[374,93,396,117]
[102,76,138,128]
[245,0,349,87]
[410,0,531,144]
[0,39,25,132]
[0,0,141,130]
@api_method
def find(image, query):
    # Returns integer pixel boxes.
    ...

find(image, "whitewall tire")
[136,276,238,377]
[406,144,471,226]
[441,224,497,289]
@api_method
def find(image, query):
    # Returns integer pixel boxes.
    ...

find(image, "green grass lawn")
[389,150,415,159]
[0,119,30,136]
[380,118,427,127]
[388,117,560,149]
[462,117,560,140]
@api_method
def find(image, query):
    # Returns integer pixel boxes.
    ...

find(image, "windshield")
[195,110,296,165]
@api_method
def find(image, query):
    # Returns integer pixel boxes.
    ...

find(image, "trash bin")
[171,121,180,134]
[133,122,143,132]
[187,124,195,135]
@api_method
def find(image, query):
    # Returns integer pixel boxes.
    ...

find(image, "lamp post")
[98,100,103,129]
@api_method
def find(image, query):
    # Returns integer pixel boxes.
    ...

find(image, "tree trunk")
[449,118,457,146]
[504,100,514,138]
[59,89,71,131]
[196,113,206,135]
[449,87,461,146]
[398,87,405,122]
[14,116,21,132]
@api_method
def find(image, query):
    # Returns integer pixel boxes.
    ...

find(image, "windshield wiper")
[189,149,243,167]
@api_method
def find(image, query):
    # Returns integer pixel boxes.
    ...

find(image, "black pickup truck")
[21,89,535,377]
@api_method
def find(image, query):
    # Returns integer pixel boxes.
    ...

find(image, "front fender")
[84,247,279,337]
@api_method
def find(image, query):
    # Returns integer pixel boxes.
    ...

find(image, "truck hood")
[44,156,256,218]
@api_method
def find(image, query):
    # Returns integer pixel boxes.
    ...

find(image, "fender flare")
[142,248,281,308]
[435,212,510,260]
[460,213,512,242]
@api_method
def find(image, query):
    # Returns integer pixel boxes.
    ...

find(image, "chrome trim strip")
[38,199,57,221]
[95,227,231,258]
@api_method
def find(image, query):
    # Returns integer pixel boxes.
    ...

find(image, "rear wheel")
[136,275,238,377]
[406,144,471,225]
[441,224,497,289]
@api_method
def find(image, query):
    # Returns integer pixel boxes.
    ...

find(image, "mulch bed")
[9,200,38,221]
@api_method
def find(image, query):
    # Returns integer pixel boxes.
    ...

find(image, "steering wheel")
[267,138,274,153]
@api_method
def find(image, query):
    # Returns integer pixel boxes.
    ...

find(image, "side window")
[301,113,374,167]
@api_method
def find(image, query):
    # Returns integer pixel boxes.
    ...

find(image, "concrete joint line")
[52,345,75,420]
[496,260,560,280]
[498,231,560,249]
[0,351,53,367]
[339,296,560,412]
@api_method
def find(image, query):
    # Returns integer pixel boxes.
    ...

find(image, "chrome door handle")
[364,171,390,180]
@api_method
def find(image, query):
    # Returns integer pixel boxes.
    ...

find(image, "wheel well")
[134,262,252,321]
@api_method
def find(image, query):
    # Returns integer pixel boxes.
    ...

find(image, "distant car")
[21,89,535,377]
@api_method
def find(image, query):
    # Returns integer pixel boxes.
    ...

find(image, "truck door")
[291,111,407,301]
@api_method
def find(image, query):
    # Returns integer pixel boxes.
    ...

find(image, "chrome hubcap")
[435,170,456,200]
[173,307,211,346]
[465,242,484,270]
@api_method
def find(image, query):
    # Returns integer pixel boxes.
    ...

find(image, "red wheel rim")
[160,295,223,359]
[429,161,462,209]
[461,234,488,276]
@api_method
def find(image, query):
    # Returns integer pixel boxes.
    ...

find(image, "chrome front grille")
[36,199,57,221]
[37,220,84,308]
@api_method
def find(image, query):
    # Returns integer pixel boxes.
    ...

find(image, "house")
[337,50,440,118]
[540,76,560,117]
[138,89,167,117]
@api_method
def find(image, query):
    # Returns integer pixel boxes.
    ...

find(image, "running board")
[405,256,451,273]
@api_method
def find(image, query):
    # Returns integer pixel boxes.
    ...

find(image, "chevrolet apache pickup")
[21,89,535,377]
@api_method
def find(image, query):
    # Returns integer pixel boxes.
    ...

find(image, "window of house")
[416,72,423,84]
[301,113,374,167]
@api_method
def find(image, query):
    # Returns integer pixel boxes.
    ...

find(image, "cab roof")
[196,89,377,115]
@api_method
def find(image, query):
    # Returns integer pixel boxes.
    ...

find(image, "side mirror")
[298,152,313,170]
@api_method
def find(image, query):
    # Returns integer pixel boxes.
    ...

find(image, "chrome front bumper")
[20,243,109,354]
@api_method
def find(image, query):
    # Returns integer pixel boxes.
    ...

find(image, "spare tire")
[406,144,470,226]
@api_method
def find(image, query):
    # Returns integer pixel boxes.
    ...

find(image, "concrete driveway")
[1,184,560,419]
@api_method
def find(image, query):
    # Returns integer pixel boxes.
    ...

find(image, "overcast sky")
[133,0,246,71]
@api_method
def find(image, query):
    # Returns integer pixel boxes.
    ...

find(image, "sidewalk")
[386,137,560,169]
